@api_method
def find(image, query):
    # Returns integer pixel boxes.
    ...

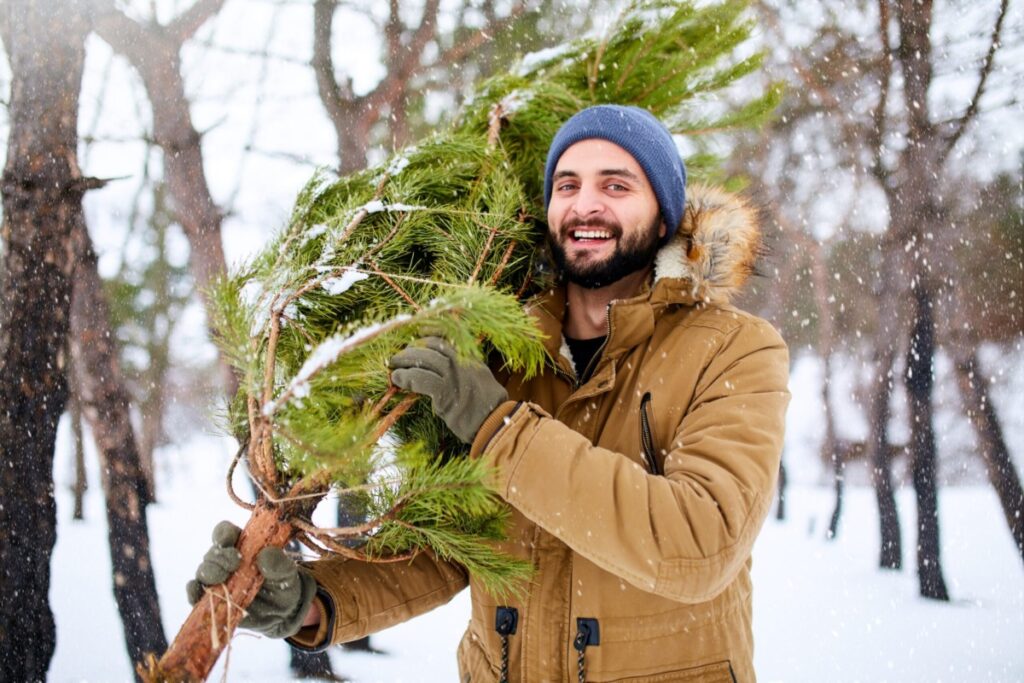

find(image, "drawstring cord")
[495,606,518,683]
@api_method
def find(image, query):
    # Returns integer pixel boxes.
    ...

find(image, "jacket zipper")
[575,304,614,389]
[639,391,662,475]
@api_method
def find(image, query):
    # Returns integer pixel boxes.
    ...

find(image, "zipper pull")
[495,607,518,683]
[495,606,518,636]
[574,617,600,682]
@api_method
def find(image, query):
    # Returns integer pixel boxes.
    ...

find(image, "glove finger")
[390,367,447,399]
[186,579,204,605]
[196,545,241,585]
[421,336,459,359]
[256,547,297,582]
[211,520,242,547]
[388,346,450,373]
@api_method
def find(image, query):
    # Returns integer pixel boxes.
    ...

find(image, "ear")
[658,220,667,239]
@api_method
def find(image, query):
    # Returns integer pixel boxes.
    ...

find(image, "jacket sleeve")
[291,550,468,647]
[470,318,789,604]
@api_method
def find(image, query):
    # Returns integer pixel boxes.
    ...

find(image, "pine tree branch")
[939,0,1009,164]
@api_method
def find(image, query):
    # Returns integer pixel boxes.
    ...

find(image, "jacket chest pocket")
[639,391,662,475]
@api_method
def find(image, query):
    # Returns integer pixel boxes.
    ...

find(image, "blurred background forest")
[0,0,1021,680]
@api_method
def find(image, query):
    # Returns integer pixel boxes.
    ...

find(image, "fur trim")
[558,335,575,370]
[653,184,760,305]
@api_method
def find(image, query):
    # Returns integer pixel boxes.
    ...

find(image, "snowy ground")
[49,426,1023,683]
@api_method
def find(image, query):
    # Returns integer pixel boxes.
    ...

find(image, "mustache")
[558,216,622,240]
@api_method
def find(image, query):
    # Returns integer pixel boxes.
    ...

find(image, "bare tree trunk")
[905,284,949,599]
[868,336,903,570]
[0,1,89,677]
[70,219,169,672]
[954,350,1024,562]
[92,0,238,398]
[68,371,89,521]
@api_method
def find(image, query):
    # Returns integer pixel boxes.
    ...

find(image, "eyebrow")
[552,168,643,182]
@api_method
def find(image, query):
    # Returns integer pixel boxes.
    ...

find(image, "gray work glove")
[389,336,508,444]
[186,521,318,639]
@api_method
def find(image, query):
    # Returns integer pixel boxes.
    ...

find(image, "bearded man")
[190,105,789,682]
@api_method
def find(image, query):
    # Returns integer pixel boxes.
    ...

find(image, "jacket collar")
[528,184,761,369]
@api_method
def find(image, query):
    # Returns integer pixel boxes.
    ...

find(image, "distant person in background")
[190,105,789,681]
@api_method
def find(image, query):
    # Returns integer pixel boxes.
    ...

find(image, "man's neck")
[563,266,651,339]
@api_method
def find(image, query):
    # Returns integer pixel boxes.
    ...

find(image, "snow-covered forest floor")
[49,350,1023,682]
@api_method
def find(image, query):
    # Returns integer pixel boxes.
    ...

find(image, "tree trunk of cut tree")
[141,504,296,682]
[954,350,1024,563]
[905,284,949,600]
[70,219,169,673]
[0,1,89,677]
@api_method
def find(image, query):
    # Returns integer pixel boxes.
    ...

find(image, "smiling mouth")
[569,228,615,242]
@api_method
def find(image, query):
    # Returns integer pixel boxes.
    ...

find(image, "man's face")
[546,139,665,290]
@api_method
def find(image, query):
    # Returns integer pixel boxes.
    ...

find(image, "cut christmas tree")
[142,1,780,679]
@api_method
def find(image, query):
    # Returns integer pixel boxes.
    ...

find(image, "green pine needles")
[209,0,777,598]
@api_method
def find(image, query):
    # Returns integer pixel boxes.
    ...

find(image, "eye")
[605,182,628,192]
[556,181,578,192]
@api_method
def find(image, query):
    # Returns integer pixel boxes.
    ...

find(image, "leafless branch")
[168,0,227,44]
[312,0,349,128]
[90,0,154,67]
[364,0,441,116]
[435,1,529,68]
[940,0,1010,163]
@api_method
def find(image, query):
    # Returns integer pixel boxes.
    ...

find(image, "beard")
[548,215,662,290]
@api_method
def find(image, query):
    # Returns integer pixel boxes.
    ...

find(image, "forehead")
[554,139,646,178]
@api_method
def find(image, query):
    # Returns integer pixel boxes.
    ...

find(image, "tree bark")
[905,285,949,599]
[954,350,1024,563]
[865,215,908,570]
[70,219,169,673]
[68,374,89,521]
[92,0,238,398]
[0,1,89,677]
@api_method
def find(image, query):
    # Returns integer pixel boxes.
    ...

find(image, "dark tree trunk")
[954,351,1024,562]
[289,648,343,680]
[0,1,89,677]
[905,285,949,600]
[70,222,169,672]
[868,345,902,570]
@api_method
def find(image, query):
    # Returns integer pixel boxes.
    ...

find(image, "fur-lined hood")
[653,183,761,306]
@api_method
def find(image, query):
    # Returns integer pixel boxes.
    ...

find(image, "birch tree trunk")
[0,1,90,677]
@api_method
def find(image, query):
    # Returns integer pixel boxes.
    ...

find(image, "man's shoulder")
[668,302,780,339]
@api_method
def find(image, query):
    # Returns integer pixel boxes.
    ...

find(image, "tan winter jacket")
[294,185,790,682]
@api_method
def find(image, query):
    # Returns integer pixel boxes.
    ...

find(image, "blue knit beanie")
[544,105,687,242]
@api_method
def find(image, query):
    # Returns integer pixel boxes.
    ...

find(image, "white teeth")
[573,230,611,240]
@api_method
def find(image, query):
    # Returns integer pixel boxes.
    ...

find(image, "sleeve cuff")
[469,400,522,459]
[286,588,336,653]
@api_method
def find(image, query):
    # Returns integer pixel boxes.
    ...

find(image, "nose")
[571,182,605,219]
